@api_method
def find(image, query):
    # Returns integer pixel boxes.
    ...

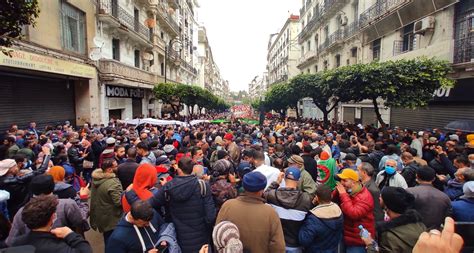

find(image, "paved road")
[85,228,104,253]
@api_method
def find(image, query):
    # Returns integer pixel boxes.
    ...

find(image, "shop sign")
[106,85,144,98]
[0,48,96,79]
[432,79,474,102]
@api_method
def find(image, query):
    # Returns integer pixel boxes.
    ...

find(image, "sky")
[197,0,301,92]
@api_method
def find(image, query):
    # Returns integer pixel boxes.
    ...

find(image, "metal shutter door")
[362,108,378,126]
[343,107,355,123]
[0,75,75,131]
[390,104,474,130]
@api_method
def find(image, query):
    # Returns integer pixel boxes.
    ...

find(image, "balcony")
[166,47,181,66]
[359,0,409,28]
[98,0,152,47]
[454,37,474,64]
[156,4,179,36]
[297,50,318,68]
[298,0,344,42]
[99,59,157,86]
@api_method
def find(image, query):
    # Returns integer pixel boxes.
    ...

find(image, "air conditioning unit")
[414,16,435,34]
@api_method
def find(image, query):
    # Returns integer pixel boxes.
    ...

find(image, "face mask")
[347,188,353,194]
[385,166,396,175]
[197,159,203,163]
[216,146,223,151]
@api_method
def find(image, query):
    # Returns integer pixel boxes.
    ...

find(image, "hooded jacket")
[122,163,157,212]
[369,210,426,253]
[11,231,92,253]
[444,179,464,201]
[90,169,123,233]
[54,182,77,200]
[452,197,474,222]
[299,202,344,253]
[144,175,216,253]
[264,181,312,247]
[106,210,180,253]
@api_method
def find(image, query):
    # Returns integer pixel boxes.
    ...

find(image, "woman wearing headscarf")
[210,159,237,212]
[121,163,158,212]
[48,166,77,199]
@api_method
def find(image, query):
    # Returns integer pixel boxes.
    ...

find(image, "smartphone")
[454,222,474,253]
[157,244,168,253]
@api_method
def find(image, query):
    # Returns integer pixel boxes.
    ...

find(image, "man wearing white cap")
[410,131,423,158]
[98,137,116,168]
[0,147,51,219]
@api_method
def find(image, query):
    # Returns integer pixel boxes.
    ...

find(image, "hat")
[106,137,116,145]
[416,166,436,182]
[337,169,359,181]
[163,144,176,154]
[212,159,233,177]
[236,161,252,177]
[223,133,234,141]
[462,181,474,199]
[320,151,330,160]
[418,131,424,137]
[214,136,225,146]
[0,159,16,176]
[428,137,437,143]
[217,150,229,160]
[48,166,65,183]
[287,155,304,167]
[381,187,415,214]
[243,171,267,192]
[345,153,357,161]
[285,167,301,181]
[449,134,459,142]
[212,221,243,253]
[30,175,55,195]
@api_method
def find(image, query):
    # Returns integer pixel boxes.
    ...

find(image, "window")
[324,26,329,40]
[134,50,140,68]
[372,38,381,60]
[351,47,358,58]
[161,62,165,76]
[335,54,341,67]
[60,1,86,54]
[315,65,318,73]
[160,31,164,39]
[134,8,139,32]
[301,46,305,57]
[307,40,311,51]
[112,38,120,60]
[353,0,359,21]
[402,23,415,52]
[323,60,328,70]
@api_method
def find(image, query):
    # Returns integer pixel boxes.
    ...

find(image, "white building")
[296,0,466,128]
[248,74,267,100]
[266,15,301,87]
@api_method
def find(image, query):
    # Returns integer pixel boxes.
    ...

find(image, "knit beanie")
[212,159,232,177]
[212,221,243,253]
[30,175,55,195]
[381,186,415,214]
[242,171,267,192]
[48,166,65,182]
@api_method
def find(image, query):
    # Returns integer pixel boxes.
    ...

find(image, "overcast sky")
[197,0,301,92]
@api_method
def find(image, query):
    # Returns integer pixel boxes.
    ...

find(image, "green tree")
[153,83,182,116]
[1,0,40,56]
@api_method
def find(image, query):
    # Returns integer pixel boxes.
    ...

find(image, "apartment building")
[248,74,268,99]
[297,0,466,129]
[266,15,301,87]
[0,0,98,130]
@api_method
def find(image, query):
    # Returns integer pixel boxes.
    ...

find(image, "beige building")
[297,0,466,128]
[267,15,301,87]
[0,0,99,130]
[248,74,268,100]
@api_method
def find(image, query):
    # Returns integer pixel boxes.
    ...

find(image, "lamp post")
[259,96,265,126]
[164,38,182,83]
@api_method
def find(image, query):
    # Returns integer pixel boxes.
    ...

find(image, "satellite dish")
[93,37,105,48]
[89,48,102,61]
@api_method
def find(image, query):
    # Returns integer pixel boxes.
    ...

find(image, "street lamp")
[259,96,265,126]
[164,38,182,83]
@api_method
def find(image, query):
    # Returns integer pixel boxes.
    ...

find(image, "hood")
[166,176,199,202]
[133,163,157,200]
[54,182,73,192]
[447,179,464,188]
[310,202,343,230]
[376,209,423,233]
[92,168,116,187]
[273,188,305,209]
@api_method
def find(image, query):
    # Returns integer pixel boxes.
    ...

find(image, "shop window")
[60,1,86,54]
[112,38,120,61]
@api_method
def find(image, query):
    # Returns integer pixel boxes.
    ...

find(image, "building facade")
[0,0,98,131]
[296,0,464,128]
[248,74,268,100]
[266,15,301,87]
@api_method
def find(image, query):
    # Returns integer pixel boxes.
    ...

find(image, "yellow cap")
[337,169,359,182]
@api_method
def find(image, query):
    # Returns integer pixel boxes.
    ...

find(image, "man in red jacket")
[333,169,375,253]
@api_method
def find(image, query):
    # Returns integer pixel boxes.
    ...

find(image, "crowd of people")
[0,117,472,253]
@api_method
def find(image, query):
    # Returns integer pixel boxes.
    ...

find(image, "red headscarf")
[121,163,157,212]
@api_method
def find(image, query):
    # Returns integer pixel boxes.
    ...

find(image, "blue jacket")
[444,180,464,201]
[452,198,474,222]
[106,210,180,253]
[299,202,344,253]
[126,175,216,253]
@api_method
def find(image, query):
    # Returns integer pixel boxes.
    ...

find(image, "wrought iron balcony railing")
[359,0,408,28]
[454,36,474,64]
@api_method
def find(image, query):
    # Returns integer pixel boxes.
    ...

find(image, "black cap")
[30,175,54,195]
[381,187,415,214]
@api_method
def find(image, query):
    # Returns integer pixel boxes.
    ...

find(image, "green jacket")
[299,167,317,197]
[7,144,19,159]
[90,169,123,233]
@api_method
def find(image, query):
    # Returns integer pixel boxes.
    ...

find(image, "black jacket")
[401,162,419,188]
[127,175,216,253]
[67,146,84,172]
[0,155,50,219]
[117,159,139,190]
[264,181,312,247]
[302,154,318,182]
[12,231,92,253]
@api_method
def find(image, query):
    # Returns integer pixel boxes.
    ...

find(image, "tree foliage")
[153,83,229,116]
[0,0,40,56]
[262,58,454,127]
